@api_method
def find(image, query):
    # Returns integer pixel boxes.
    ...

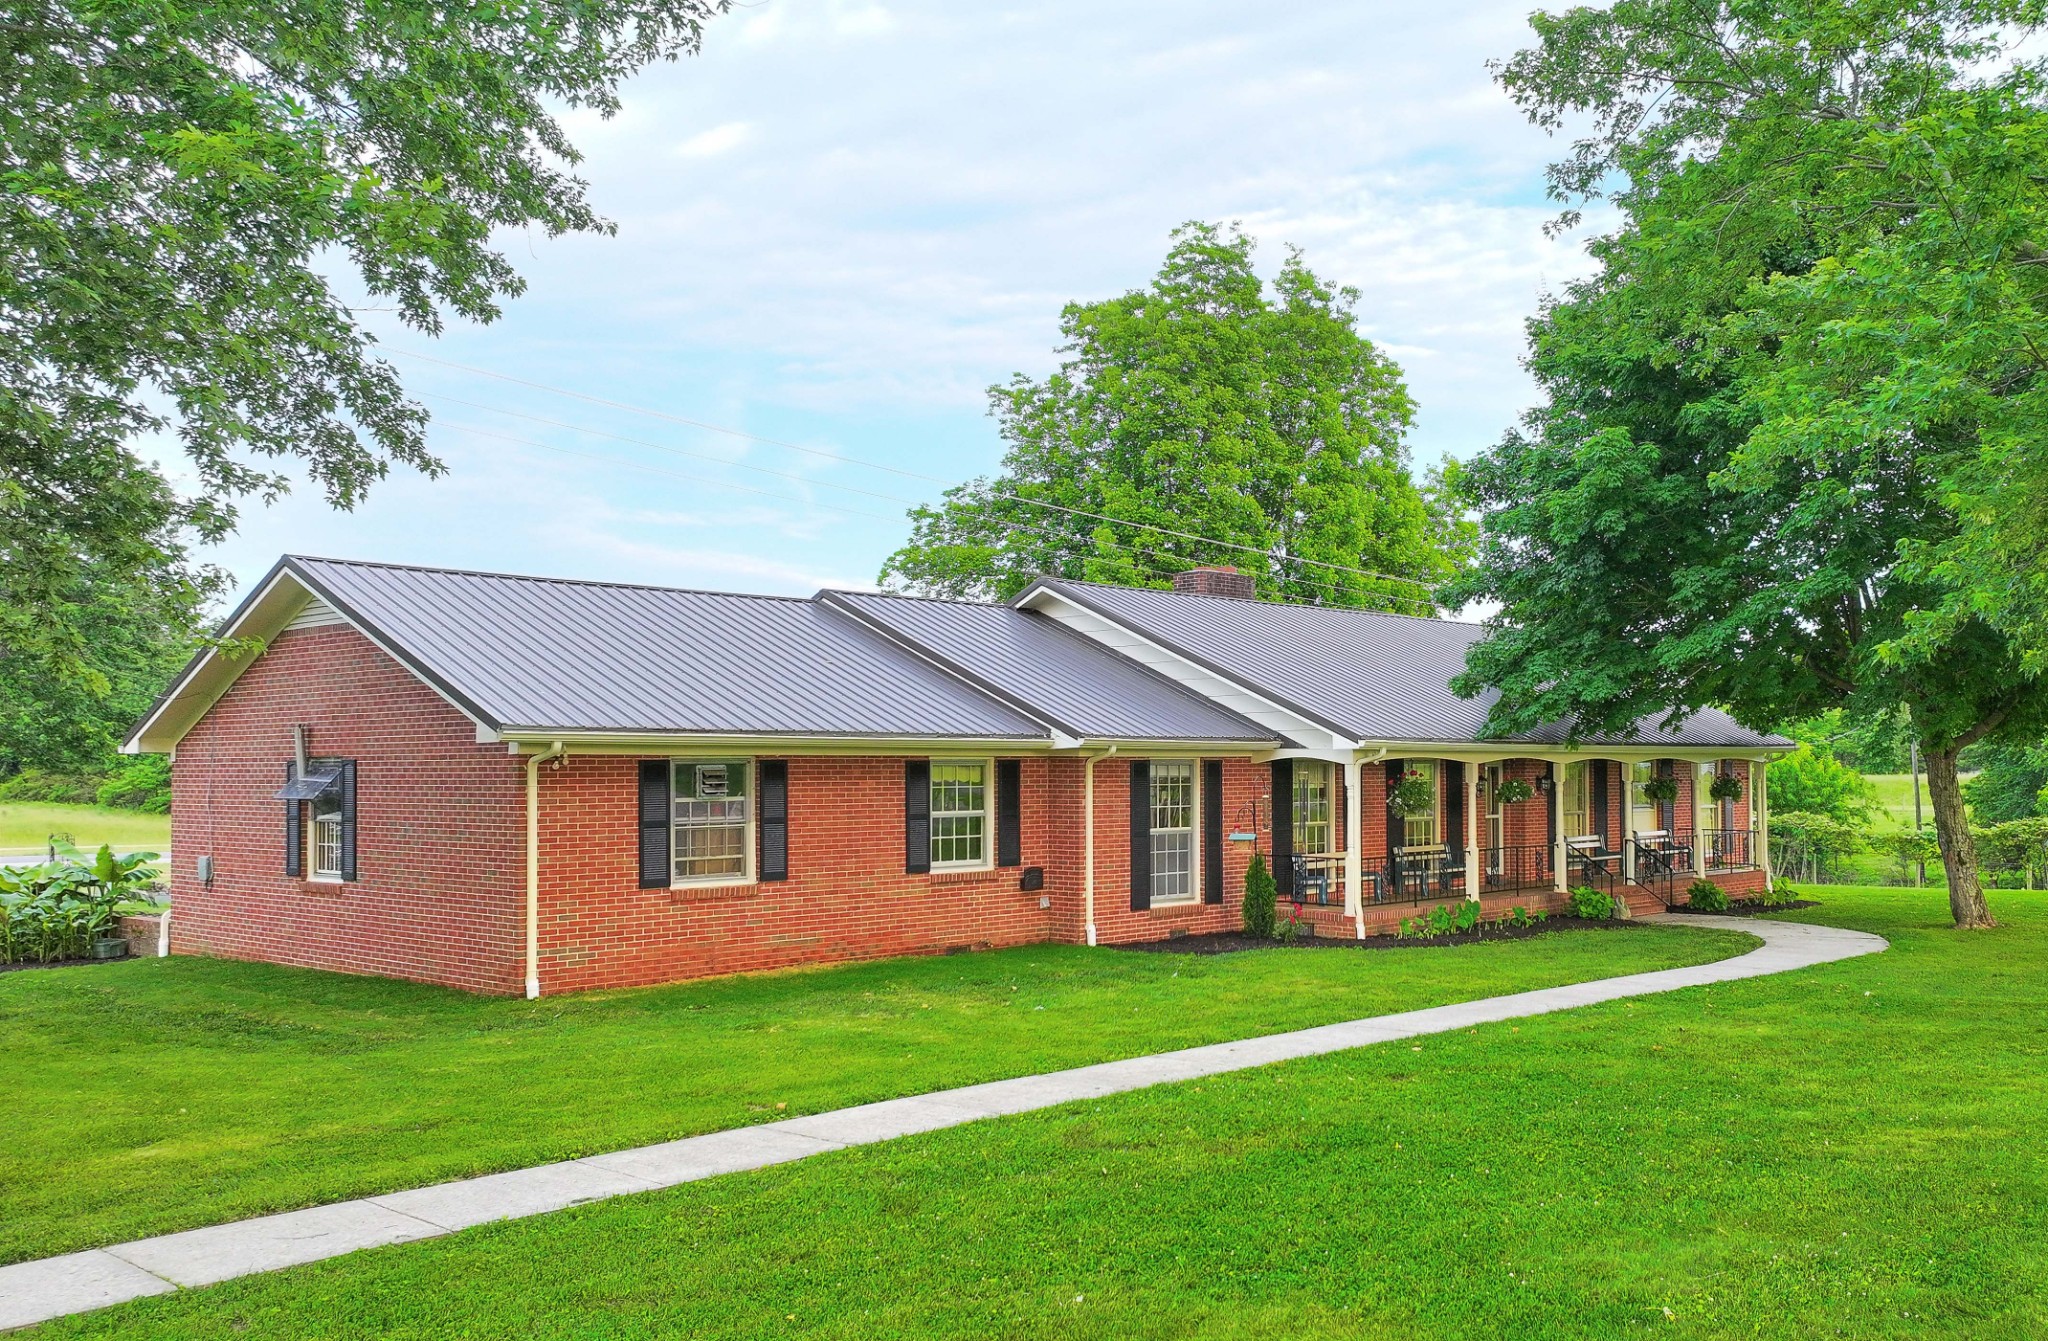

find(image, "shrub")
[95,755,171,812]
[1241,850,1277,938]
[1764,744,1876,824]
[1273,907,1305,942]
[0,769,103,805]
[1686,879,1728,912]
[1567,885,1616,919]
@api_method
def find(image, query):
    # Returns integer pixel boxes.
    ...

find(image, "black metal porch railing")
[1628,836,1689,908]
[1480,843,1553,894]
[1700,827,1757,872]
[1384,846,1467,904]
[1288,853,1345,907]
[1565,840,1620,896]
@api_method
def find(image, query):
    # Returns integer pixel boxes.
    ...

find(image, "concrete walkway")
[0,915,1885,1333]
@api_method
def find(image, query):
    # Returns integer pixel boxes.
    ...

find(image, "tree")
[2,0,728,689]
[1766,744,1880,827]
[880,224,1458,612]
[1452,1,2048,928]
[1242,850,1277,938]
[1963,739,2048,823]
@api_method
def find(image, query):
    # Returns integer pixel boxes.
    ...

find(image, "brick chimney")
[1172,565,1257,601]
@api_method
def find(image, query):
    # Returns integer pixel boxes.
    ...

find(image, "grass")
[33,887,2048,1341]
[0,920,1749,1266]
[0,802,169,856]
[1863,772,1931,832]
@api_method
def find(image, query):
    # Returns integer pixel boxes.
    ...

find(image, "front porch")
[1268,753,1770,936]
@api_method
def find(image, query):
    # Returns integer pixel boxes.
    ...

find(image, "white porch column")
[1345,756,1364,939]
[1464,762,1481,902]
[1551,765,1568,893]
[1620,759,1639,885]
[1756,758,1772,891]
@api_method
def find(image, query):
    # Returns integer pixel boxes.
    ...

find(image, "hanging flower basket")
[1708,773,1745,802]
[1493,778,1535,806]
[1642,775,1680,805]
[1387,768,1435,817]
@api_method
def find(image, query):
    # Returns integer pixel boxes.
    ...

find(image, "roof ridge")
[287,554,825,604]
[824,587,1005,610]
[1046,575,1466,627]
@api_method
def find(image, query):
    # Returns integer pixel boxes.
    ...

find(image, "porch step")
[1619,885,1669,918]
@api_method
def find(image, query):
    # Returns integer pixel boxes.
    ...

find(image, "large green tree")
[1451,0,2048,927]
[2,0,726,694]
[880,224,1465,612]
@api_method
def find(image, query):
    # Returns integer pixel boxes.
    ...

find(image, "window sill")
[930,866,1001,885]
[1148,895,1201,911]
[305,876,347,886]
[668,882,759,904]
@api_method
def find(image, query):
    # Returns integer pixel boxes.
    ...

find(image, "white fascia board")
[124,561,495,754]
[1019,588,1355,753]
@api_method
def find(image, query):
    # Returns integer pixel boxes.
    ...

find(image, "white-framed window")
[1400,758,1438,848]
[673,758,752,885]
[1292,760,1333,856]
[310,793,344,881]
[1630,760,1659,834]
[930,759,990,869]
[1150,760,1197,903]
[1698,760,1721,839]
[1561,760,1590,837]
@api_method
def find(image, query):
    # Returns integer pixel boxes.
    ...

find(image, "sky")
[189,0,1603,603]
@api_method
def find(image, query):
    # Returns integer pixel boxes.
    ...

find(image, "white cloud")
[672,121,754,158]
[268,0,1599,599]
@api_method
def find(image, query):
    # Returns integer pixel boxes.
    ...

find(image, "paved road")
[0,915,1887,1332]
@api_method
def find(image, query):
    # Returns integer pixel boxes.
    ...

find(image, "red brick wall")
[1082,757,1265,945]
[167,624,527,994]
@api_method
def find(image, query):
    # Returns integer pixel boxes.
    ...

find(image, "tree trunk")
[1923,743,1995,928]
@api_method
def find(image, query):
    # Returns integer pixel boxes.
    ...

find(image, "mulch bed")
[1115,917,1657,955]
[1670,899,1820,917]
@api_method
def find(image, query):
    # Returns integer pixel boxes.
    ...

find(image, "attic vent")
[285,595,346,632]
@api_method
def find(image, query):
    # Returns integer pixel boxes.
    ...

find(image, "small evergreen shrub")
[1242,850,1277,938]
[1686,879,1729,912]
[1567,885,1617,919]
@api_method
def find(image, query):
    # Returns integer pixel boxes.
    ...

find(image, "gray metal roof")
[1028,578,1789,749]
[823,591,1284,744]
[289,557,1049,738]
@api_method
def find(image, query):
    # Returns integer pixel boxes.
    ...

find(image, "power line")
[441,420,1428,609]
[393,347,1446,596]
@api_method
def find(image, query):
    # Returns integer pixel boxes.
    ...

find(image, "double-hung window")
[1292,760,1333,856]
[1400,759,1439,848]
[673,759,751,884]
[310,793,345,880]
[1561,761,1590,838]
[930,761,989,869]
[1149,760,1197,903]
[1629,760,1659,835]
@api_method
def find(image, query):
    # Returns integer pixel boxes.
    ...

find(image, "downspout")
[1083,744,1119,947]
[1350,748,1388,941]
[525,740,566,999]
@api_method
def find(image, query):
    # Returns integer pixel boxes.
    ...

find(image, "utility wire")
[393,347,1445,595]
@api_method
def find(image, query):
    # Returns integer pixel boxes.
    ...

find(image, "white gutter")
[1083,744,1119,947]
[525,740,567,999]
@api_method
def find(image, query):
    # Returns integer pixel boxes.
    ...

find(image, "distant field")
[1858,771,1971,831]
[0,803,169,856]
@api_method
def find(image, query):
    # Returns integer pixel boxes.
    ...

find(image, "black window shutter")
[1545,764,1558,846]
[1128,759,1152,910]
[758,760,789,882]
[995,759,1022,868]
[1591,760,1610,845]
[638,760,671,889]
[284,761,302,878]
[1444,760,1465,854]
[905,759,931,874]
[1658,759,1675,831]
[1269,760,1294,895]
[337,760,359,882]
[1384,759,1404,855]
[1202,760,1224,904]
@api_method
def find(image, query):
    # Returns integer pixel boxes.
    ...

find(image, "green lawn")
[0,802,169,856]
[36,888,2048,1341]
[0,921,1749,1266]
[1863,772,1929,831]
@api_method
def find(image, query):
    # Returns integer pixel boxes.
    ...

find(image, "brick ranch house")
[125,556,1788,997]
